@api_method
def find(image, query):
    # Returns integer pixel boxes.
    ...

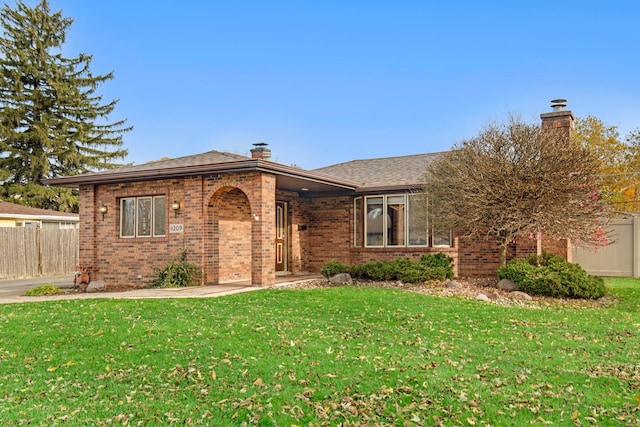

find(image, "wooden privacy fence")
[572,218,640,277]
[0,228,79,279]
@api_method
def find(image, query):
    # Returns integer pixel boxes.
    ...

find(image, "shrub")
[419,253,454,279]
[353,261,396,281]
[498,253,605,299]
[152,249,203,288]
[497,258,535,284]
[518,267,564,298]
[344,255,454,283]
[24,284,61,296]
[420,253,453,268]
[320,259,350,278]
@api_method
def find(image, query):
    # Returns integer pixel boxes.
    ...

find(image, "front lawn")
[0,278,638,425]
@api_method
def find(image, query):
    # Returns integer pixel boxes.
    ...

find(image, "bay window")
[356,193,451,248]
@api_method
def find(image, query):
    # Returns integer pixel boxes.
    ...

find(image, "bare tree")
[424,115,610,267]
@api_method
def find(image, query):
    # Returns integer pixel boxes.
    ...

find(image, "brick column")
[76,184,97,288]
[252,173,276,286]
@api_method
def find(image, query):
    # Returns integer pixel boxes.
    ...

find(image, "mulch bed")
[280,277,617,310]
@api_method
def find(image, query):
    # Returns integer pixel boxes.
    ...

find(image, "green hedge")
[497,253,605,299]
[321,254,454,283]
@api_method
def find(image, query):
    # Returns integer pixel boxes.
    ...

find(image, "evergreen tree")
[0,0,130,211]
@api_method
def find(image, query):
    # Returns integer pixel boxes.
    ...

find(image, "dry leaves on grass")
[281,278,617,309]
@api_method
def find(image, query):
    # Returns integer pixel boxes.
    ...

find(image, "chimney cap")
[250,142,271,160]
[550,99,567,111]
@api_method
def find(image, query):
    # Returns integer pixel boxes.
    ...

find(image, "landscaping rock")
[86,280,106,293]
[486,291,500,300]
[329,273,353,285]
[497,278,518,291]
[475,293,490,302]
[511,291,532,301]
[446,279,462,288]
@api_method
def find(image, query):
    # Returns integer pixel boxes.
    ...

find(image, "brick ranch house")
[45,101,573,290]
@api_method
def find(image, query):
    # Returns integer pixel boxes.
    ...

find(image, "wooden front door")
[275,201,288,272]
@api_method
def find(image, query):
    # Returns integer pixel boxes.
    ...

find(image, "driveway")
[0,274,322,305]
[0,275,74,298]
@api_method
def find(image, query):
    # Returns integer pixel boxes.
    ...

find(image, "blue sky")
[41,0,640,169]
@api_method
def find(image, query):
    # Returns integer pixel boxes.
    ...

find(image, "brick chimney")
[540,99,574,139]
[250,142,271,160]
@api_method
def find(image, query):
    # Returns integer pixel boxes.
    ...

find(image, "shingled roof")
[44,149,360,193]
[91,150,249,175]
[313,152,443,191]
[45,148,446,194]
[0,201,78,220]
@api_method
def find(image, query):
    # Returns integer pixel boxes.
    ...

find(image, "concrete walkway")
[0,274,322,305]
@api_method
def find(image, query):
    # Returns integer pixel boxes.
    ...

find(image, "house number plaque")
[169,224,184,233]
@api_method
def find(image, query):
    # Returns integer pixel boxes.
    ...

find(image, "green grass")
[0,278,639,426]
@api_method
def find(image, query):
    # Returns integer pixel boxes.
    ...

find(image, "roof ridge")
[314,151,445,170]
[139,149,248,166]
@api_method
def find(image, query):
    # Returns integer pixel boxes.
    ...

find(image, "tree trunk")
[498,234,510,267]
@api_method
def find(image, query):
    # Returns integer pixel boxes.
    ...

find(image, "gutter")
[0,213,79,221]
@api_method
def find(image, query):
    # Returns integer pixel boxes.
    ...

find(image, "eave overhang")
[43,159,360,193]
[353,184,423,195]
[0,213,79,222]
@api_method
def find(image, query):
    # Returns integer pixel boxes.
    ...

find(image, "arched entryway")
[205,186,252,284]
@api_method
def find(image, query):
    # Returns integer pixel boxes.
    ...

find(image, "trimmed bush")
[497,253,605,299]
[152,249,203,288]
[320,259,350,278]
[419,253,454,279]
[420,253,453,268]
[324,255,454,284]
[497,258,536,284]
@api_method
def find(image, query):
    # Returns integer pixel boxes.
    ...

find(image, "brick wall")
[306,196,352,271]
[78,171,277,290]
[203,172,275,287]
[88,179,188,290]
[78,172,571,289]
[214,187,252,282]
[305,195,460,276]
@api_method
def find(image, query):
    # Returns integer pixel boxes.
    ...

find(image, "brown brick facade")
[77,172,278,289]
[304,195,460,276]
[78,172,572,290]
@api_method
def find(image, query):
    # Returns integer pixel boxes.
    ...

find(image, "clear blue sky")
[42,0,640,169]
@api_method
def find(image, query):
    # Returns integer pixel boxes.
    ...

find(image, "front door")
[275,201,288,272]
